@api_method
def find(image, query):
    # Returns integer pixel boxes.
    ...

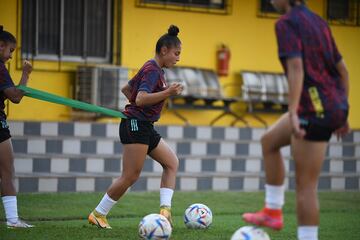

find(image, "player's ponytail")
[0,25,17,44]
[156,25,181,54]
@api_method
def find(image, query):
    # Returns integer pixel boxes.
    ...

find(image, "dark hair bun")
[168,25,179,37]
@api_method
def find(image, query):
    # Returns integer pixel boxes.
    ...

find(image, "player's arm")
[336,59,349,98]
[121,84,132,101]
[286,57,306,138]
[334,59,350,139]
[286,57,304,115]
[3,60,32,104]
[136,82,183,107]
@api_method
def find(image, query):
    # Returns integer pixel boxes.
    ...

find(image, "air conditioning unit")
[76,65,129,113]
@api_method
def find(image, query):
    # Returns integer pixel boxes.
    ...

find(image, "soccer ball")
[138,213,172,240]
[231,226,271,240]
[183,203,213,229]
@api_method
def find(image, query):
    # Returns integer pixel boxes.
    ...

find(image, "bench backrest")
[241,71,288,104]
[164,67,223,98]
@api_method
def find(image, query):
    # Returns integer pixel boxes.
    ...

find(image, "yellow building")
[1,0,359,128]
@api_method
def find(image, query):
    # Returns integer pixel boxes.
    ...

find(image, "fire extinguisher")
[217,44,230,77]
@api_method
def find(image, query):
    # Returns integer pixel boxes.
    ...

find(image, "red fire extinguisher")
[217,44,230,77]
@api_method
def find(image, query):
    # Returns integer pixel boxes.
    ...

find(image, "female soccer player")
[88,25,183,229]
[242,1,350,240]
[0,25,34,228]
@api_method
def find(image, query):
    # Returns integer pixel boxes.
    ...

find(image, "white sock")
[2,196,19,224]
[160,188,174,207]
[95,193,117,216]
[298,226,318,240]
[265,184,285,209]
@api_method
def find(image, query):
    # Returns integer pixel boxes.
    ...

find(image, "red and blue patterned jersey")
[123,59,167,122]
[0,60,15,121]
[276,5,348,128]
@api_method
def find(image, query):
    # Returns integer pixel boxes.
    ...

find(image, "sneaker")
[7,219,34,229]
[160,205,173,227]
[242,208,283,231]
[88,210,112,229]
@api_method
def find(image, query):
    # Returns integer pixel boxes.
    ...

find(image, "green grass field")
[0,191,359,240]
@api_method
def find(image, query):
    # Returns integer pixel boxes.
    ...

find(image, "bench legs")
[249,113,268,128]
[170,108,264,127]
[210,111,249,127]
[172,109,190,126]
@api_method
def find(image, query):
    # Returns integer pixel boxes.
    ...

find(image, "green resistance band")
[17,85,127,119]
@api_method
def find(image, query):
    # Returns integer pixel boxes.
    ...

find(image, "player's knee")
[124,171,141,185]
[162,156,179,172]
[0,168,14,180]
[261,132,273,151]
[261,131,283,153]
[296,183,317,201]
[170,157,179,171]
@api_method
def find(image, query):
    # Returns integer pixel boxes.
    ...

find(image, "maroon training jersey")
[276,4,348,128]
[123,59,167,122]
[0,60,15,121]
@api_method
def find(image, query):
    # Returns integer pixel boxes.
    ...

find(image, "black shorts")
[0,120,11,143]
[119,118,161,154]
[300,120,334,142]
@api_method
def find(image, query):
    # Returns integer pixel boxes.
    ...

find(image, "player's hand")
[289,112,306,139]
[167,82,183,96]
[334,121,350,141]
[22,60,33,75]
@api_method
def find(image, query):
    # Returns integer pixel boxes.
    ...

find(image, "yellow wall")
[0,0,73,121]
[1,0,359,128]
[122,0,360,128]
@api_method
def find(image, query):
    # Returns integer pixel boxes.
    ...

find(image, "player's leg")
[0,139,16,196]
[89,143,148,229]
[292,137,328,240]
[108,144,148,199]
[0,137,33,228]
[242,112,292,230]
[149,139,178,190]
[262,112,292,186]
[148,139,179,225]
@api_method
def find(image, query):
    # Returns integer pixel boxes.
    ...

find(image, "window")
[326,0,360,26]
[143,0,225,9]
[258,0,278,18]
[260,0,276,13]
[136,0,231,14]
[21,0,113,63]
